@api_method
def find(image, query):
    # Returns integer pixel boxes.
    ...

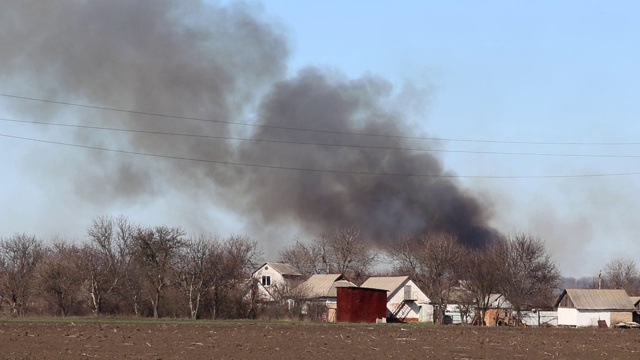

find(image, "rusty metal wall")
[337,287,387,323]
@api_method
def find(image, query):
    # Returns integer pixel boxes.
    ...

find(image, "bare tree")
[323,228,378,284]
[207,235,262,319]
[173,235,220,319]
[281,229,378,284]
[79,215,134,315]
[389,233,464,324]
[132,226,185,318]
[598,258,640,295]
[36,241,85,316]
[0,234,45,316]
[279,239,324,278]
[501,233,560,321]
[111,217,144,316]
[459,242,506,326]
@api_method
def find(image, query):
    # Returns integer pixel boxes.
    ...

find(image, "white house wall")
[576,310,610,327]
[387,279,433,322]
[253,266,285,286]
[558,308,611,327]
[519,311,558,326]
[557,308,577,326]
[252,265,287,300]
[419,302,434,322]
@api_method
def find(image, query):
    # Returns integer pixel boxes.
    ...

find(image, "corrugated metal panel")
[299,274,355,299]
[266,262,302,276]
[326,280,357,298]
[337,287,387,323]
[251,262,302,277]
[360,276,409,293]
[557,289,634,310]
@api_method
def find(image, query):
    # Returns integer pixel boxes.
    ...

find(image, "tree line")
[0,216,261,319]
[2,216,636,322]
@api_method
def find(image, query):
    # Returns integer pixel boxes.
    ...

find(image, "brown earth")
[0,321,639,359]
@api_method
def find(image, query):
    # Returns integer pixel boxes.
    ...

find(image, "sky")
[1,0,640,277]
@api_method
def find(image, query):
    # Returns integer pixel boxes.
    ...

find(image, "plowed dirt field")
[1,321,639,359]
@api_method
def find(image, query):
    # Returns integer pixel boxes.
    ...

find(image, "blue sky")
[2,0,640,277]
[253,0,640,277]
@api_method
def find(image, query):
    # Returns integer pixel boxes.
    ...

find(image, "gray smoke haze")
[1,0,499,247]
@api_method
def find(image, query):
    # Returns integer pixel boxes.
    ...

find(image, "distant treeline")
[1,215,637,321]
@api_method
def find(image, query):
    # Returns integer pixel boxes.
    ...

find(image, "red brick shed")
[336,287,387,323]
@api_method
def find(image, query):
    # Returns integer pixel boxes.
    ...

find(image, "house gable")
[250,262,302,301]
[361,276,433,322]
[557,292,575,308]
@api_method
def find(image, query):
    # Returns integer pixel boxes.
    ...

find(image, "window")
[262,275,271,286]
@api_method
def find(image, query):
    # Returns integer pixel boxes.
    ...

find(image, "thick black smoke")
[1,0,498,247]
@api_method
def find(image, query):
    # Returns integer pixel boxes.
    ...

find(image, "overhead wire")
[2,132,640,179]
[2,92,639,178]
[2,117,640,158]
[1,92,639,146]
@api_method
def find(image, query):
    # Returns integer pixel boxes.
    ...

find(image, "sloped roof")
[299,274,355,298]
[486,294,511,309]
[253,262,302,276]
[630,296,640,307]
[360,276,410,293]
[555,289,635,310]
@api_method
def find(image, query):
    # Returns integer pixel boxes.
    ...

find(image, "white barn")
[361,276,433,322]
[555,289,634,327]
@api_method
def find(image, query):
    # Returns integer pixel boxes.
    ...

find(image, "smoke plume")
[1,0,498,247]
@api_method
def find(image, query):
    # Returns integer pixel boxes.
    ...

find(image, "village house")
[555,289,635,327]
[360,276,433,322]
[250,262,303,302]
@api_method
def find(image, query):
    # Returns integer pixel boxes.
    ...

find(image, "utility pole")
[598,271,602,289]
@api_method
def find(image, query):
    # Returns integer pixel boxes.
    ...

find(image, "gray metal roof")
[255,262,302,276]
[299,274,355,299]
[555,289,635,310]
[630,296,640,307]
[360,276,409,293]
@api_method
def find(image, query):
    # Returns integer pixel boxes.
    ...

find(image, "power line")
[2,132,639,179]
[1,92,638,146]
[3,117,640,158]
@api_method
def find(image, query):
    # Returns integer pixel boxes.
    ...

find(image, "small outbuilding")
[336,287,387,323]
[360,276,433,322]
[555,289,635,327]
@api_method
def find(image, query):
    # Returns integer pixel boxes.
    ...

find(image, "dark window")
[262,275,271,286]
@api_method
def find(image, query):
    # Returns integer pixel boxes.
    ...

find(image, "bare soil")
[0,321,639,359]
